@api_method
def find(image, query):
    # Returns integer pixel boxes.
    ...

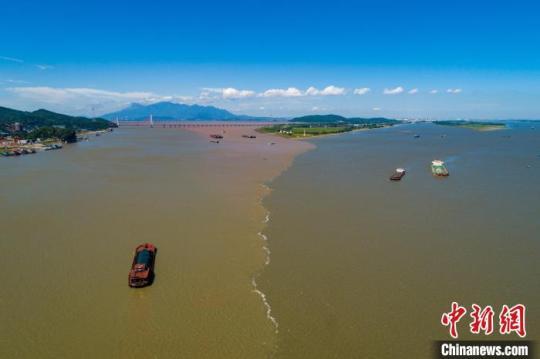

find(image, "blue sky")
[1,0,539,119]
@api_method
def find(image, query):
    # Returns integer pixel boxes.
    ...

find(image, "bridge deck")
[117,121,279,128]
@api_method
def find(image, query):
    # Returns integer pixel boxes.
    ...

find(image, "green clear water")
[261,123,540,358]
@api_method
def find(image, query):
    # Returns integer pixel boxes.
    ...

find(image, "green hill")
[260,114,400,138]
[291,114,400,125]
[290,114,348,123]
[0,106,115,132]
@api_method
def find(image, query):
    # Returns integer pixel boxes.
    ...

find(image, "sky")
[1,0,539,119]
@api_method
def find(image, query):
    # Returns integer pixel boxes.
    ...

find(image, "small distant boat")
[44,144,62,151]
[210,140,220,144]
[414,134,420,138]
[210,134,223,139]
[128,243,157,288]
[390,168,406,181]
[242,135,256,139]
[431,160,449,177]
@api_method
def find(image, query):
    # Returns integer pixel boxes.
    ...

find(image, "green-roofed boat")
[431,160,449,177]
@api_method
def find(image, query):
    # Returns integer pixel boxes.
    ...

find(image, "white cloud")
[383,86,404,95]
[160,95,194,102]
[36,64,54,70]
[198,90,213,100]
[323,85,346,96]
[353,87,371,95]
[430,89,439,94]
[260,87,303,97]
[7,86,192,115]
[372,107,381,111]
[0,56,24,63]
[8,87,161,104]
[221,87,255,99]
[447,88,462,94]
[408,88,419,95]
[2,79,29,84]
[202,87,255,99]
[305,86,319,96]
[307,85,346,96]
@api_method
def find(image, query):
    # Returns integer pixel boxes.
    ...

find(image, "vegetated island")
[259,114,400,138]
[1,106,116,156]
[433,120,506,131]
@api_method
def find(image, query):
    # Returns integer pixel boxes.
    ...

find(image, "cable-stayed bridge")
[116,116,279,128]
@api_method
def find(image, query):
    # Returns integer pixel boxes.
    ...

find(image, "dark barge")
[390,168,406,181]
[128,243,157,288]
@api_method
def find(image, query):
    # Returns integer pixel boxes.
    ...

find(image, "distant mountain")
[0,106,115,132]
[102,102,271,121]
[291,114,400,124]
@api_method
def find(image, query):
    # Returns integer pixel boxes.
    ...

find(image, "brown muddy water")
[1,123,539,358]
[0,127,309,358]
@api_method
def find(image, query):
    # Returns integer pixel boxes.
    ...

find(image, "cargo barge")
[390,168,406,181]
[128,243,157,288]
[431,160,449,176]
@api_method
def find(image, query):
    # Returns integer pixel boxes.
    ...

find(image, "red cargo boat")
[128,243,157,288]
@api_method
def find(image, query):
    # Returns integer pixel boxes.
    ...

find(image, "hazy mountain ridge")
[102,102,273,121]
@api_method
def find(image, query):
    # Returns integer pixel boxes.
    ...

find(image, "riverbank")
[433,120,507,131]
[258,123,393,138]
[1,128,113,158]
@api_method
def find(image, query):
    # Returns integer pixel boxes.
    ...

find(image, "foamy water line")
[251,198,279,333]
[252,276,279,333]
